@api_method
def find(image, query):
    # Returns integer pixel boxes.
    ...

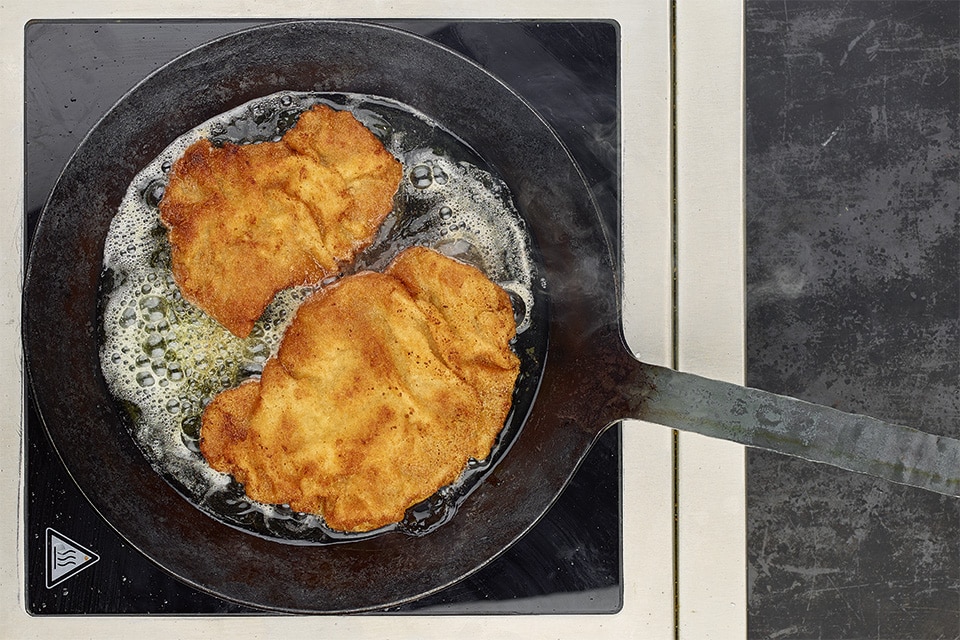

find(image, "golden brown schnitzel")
[159,104,403,338]
[199,247,520,532]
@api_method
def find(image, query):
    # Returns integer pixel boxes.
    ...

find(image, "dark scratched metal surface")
[746,2,960,637]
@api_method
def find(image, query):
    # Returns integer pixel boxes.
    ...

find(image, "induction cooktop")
[23,19,622,614]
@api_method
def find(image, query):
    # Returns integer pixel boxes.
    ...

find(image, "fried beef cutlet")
[158,104,403,338]
[199,247,520,533]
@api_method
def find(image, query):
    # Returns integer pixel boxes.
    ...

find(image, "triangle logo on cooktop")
[46,527,100,589]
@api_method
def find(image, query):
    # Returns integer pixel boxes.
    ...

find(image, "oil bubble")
[251,103,273,124]
[167,362,184,382]
[506,289,527,328]
[143,333,166,357]
[136,371,156,388]
[181,431,201,455]
[410,164,432,189]
[246,341,268,362]
[143,180,166,208]
[152,360,169,378]
[181,415,201,439]
[119,305,138,328]
[139,295,167,322]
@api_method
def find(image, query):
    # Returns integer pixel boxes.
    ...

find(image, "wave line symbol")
[54,548,80,568]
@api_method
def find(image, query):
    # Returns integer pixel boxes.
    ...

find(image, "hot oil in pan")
[98,91,544,544]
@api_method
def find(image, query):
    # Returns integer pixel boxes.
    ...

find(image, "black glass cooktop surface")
[24,20,621,615]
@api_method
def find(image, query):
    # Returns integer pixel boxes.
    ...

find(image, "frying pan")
[22,20,960,613]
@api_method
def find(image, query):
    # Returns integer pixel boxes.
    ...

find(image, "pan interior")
[98,90,548,544]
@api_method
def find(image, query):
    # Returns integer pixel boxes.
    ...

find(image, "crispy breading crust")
[200,247,520,532]
[159,104,402,338]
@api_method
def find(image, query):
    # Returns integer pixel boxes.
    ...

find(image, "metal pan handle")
[623,359,960,497]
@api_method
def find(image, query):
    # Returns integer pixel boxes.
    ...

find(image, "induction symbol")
[45,528,100,589]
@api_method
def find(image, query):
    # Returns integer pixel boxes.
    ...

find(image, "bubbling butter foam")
[99,91,538,543]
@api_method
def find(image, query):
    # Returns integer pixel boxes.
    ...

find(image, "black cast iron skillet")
[22,20,960,613]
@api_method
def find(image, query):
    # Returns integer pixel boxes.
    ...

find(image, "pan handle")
[623,359,960,498]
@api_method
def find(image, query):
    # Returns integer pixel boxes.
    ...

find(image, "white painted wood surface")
[676,1,747,638]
